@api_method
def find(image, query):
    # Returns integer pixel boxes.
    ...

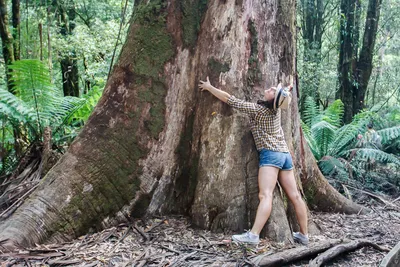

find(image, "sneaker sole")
[231,237,259,245]
[293,237,308,245]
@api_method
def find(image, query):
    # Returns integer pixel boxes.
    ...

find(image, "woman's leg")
[250,166,280,235]
[278,169,308,235]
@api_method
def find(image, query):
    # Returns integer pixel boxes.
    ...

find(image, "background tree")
[12,0,20,60]
[53,0,79,97]
[0,0,363,249]
[337,0,382,123]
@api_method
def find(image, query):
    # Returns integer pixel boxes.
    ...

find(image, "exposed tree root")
[251,239,343,266]
[309,239,390,267]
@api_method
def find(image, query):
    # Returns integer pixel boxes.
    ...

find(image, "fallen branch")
[309,239,390,267]
[169,251,197,267]
[133,224,149,242]
[251,239,342,266]
[345,184,397,209]
[380,241,400,267]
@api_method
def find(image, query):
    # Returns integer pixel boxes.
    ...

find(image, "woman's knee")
[259,191,273,201]
[290,193,304,205]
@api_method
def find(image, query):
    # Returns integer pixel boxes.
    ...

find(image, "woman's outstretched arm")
[199,77,230,103]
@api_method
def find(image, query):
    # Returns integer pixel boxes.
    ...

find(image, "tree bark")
[54,0,79,96]
[0,0,364,250]
[12,0,20,60]
[0,0,15,84]
[354,0,382,113]
[337,0,382,123]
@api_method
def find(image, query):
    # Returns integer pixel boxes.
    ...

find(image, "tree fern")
[301,121,321,159]
[377,126,400,144]
[322,99,344,127]
[68,85,103,123]
[7,60,83,134]
[0,88,38,134]
[345,148,400,165]
[311,120,337,158]
[303,96,320,128]
[328,112,372,157]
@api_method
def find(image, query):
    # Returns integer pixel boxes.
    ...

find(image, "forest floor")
[0,196,399,266]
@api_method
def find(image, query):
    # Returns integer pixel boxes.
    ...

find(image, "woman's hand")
[199,76,213,91]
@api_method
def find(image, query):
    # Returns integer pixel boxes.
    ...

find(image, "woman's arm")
[199,77,231,103]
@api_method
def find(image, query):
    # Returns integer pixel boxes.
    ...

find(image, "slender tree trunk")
[47,6,52,76]
[0,0,364,250]
[353,0,382,113]
[55,0,79,96]
[11,0,20,60]
[0,0,15,83]
[337,0,357,123]
[299,0,324,112]
[39,23,43,61]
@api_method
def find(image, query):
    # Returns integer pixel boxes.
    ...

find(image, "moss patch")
[207,57,231,83]
[247,19,262,86]
[180,0,208,48]
[131,0,174,80]
[138,80,167,139]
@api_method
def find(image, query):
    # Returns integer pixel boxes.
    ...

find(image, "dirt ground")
[0,198,399,266]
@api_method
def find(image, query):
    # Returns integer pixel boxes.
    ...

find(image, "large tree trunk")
[0,0,363,249]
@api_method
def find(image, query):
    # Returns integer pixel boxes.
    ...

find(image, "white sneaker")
[232,231,260,245]
[293,232,309,245]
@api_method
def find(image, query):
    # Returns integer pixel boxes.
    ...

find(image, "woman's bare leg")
[250,166,279,235]
[278,169,308,235]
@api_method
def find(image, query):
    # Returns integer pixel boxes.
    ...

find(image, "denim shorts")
[258,149,293,170]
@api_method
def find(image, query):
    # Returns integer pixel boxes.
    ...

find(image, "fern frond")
[322,99,344,127]
[318,156,351,181]
[0,88,38,131]
[303,96,321,128]
[301,120,321,159]
[8,60,62,126]
[69,85,103,122]
[311,120,337,156]
[345,148,400,165]
[328,113,372,157]
[377,126,400,144]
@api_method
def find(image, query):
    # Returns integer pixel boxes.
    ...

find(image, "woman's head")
[261,83,292,109]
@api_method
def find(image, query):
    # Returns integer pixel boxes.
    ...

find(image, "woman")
[198,77,309,245]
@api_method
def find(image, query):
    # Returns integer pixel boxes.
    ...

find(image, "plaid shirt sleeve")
[227,95,261,116]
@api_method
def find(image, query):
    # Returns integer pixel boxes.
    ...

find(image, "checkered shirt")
[227,95,289,152]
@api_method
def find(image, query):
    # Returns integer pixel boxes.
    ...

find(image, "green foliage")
[302,98,400,192]
[0,60,101,174]
[6,60,83,135]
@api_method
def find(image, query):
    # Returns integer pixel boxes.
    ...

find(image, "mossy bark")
[0,0,363,249]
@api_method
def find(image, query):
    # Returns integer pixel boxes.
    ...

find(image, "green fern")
[377,126,400,144]
[0,88,38,134]
[322,99,344,127]
[301,121,321,159]
[346,148,400,165]
[7,60,83,133]
[328,112,372,157]
[68,85,103,123]
[303,96,320,128]
[312,120,337,158]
